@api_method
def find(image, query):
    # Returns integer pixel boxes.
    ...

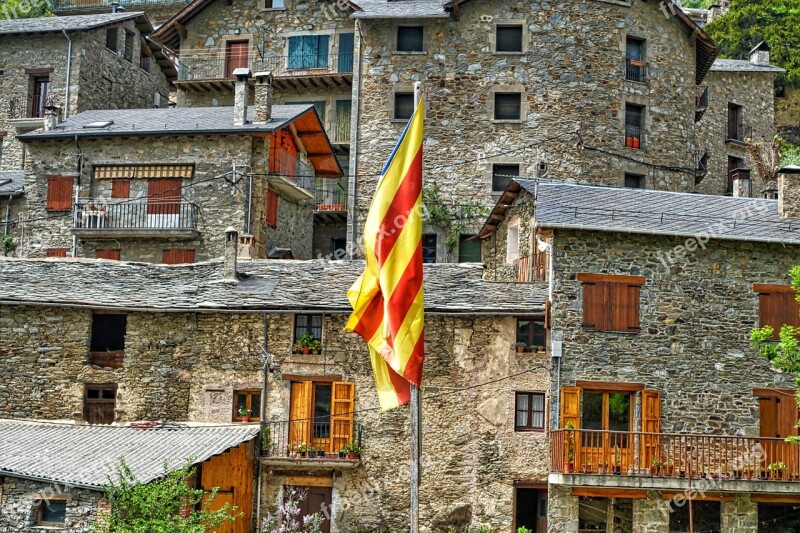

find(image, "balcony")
[175,53,354,92]
[269,151,315,202]
[695,150,709,184]
[71,199,199,239]
[7,96,52,130]
[260,418,363,469]
[725,124,753,144]
[51,0,189,12]
[551,429,800,491]
[625,59,646,83]
[314,180,348,223]
[325,116,351,146]
[695,86,709,122]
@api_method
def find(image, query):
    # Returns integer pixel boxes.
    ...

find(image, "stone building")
[0,171,24,250]
[14,72,342,262]
[480,176,800,532]
[0,13,173,172]
[50,0,192,27]
[0,237,552,531]
[695,43,785,197]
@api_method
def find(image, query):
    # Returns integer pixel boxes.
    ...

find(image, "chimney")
[232,68,252,127]
[732,169,751,198]
[762,180,778,200]
[253,71,273,125]
[43,104,60,131]
[749,41,770,67]
[224,227,239,280]
[778,166,800,218]
[238,234,254,261]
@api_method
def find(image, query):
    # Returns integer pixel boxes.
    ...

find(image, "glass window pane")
[516,394,529,411]
[101,388,115,399]
[496,26,523,52]
[495,93,521,120]
[397,26,423,52]
[582,392,603,431]
[516,410,529,428]
[394,93,414,119]
[311,315,322,340]
[516,319,531,345]
[532,394,544,411]
[87,388,100,399]
[422,234,437,263]
[237,394,247,413]
[250,393,261,418]
[41,501,66,523]
[492,164,519,192]
[532,411,544,429]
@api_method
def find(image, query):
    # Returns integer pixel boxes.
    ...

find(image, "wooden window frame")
[581,389,634,434]
[83,383,117,425]
[515,391,545,432]
[37,498,68,526]
[233,389,261,422]
[515,317,546,352]
[578,273,644,333]
[293,314,323,343]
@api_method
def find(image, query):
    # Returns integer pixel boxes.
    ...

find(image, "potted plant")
[564,421,575,473]
[299,442,308,457]
[612,445,621,475]
[297,333,315,354]
[238,407,252,422]
[514,342,527,353]
[288,441,298,458]
[347,443,362,460]
[262,426,271,457]
[339,444,348,459]
[536,345,545,353]
[310,339,323,355]
[768,461,788,480]
[651,457,663,476]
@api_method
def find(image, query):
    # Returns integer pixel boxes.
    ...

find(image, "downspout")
[256,313,270,527]
[71,135,82,257]
[347,19,364,260]
[3,195,10,237]
[62,30,73,119]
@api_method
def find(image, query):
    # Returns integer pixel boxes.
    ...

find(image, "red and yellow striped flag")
[346,95,425,411]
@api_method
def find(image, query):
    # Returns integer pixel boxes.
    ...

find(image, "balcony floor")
[72,228,200,240]
[260,456,360,470]
[549,472,800,494]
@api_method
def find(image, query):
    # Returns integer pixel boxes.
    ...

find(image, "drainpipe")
[347,19,364,260]
[3,195,10,237]
[62,30,73,119]
[256,314,272,527]
[71,135,82,257]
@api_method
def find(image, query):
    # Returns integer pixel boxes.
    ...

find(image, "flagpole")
[410,81,423,533]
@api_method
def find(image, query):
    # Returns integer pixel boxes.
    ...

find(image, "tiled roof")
[17,105,315,141]
[0,12,145,34]
[0,171,24,196]
[710,59,785,73]
[351,0,450,19]
[515,179,800,245]
[0,258,546,313]
[0,420,259,490]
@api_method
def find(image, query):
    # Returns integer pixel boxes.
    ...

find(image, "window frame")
[123,30,135,63]
[395,25,425,53]
[492,163,520,193]
[624,172,645,189]
[422,233,437,264]
[514,391,546,432]
[457,234,482,263]
[624,103,645,150]
[287,34,331,70]
[294,314,323,343]
[506,224,520,263]
[754,284,800,340]
[105,27,118,52]
[263,0,285,9]
[625,36,647,83]
[233,389,261,422]
[578,273,644,333]
[515,317,546,352]
[37,498,68,526]
[493,92,523,122]
[83,383,117,425]
[45,175,74,212]
[494,24,525,54]
[392,91,415,121]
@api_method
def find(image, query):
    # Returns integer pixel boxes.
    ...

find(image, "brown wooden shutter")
[614,284,641,332]
[162,249,196,265]
[560,386,581,429]
[266,188,279,228]
[147,178,182,215]
[754,284,800,339]
[289,381,313,448]
[641,390,661,468]
[581,282,605,331]
[45,248,69,258]
[46,176,74,211]
[111,179,130,199]
[95,249,121,261]
[331,381,355,454]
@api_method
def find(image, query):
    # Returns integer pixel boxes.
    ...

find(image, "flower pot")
[339,452,346,459]
[650,467,658,476]
[348,451,358,460]
[613,466,621,476]
[302,347,310,355]
[301,451,307,457]
[564,463,574,474]
[241,416,250,422]
[289,452,297,458]
[516,345,525,353]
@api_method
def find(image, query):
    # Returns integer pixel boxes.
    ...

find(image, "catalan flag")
[346,94,425,412]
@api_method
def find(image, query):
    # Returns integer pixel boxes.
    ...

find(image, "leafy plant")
[767,461,788,472]
[297,332,315,348]
[422,185,489,254]
[238,407,252,417]
[1,235,15,257]
[517,527,534,533]
[261,486,324,533]
[93,460,239,533]
[564,421,575,463]
[262,427,271,452]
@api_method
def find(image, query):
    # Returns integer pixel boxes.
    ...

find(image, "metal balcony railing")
[260,417,363,458]
[314,184,347,212]
[552,429,800,481]
[72,199,198,231]
[326,117,351,144]
[52,0,189,9]
[696,85,709,110]
[7,95,53,119]
[176,53,354,82]
[624,124,644,149]
[625,58,646,83]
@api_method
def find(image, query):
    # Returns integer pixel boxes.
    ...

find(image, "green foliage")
[777,137,800,168]
[681,0,713,8]
[422,185,488,253]
[296,332,315,348]
[1,235,15,256]
[704,0,800,81]
[261,486,324,533]
[93,460,240,533]
[517,527,534,533]
[0,0,50,20]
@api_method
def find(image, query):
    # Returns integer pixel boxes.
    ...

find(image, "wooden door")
[759,390,800,478]
[289,381,313,449]
[147,178,182,215]
[202,490,235,533]
[297,486,331,533]
[225,41,250,78]
[640,390,661,470]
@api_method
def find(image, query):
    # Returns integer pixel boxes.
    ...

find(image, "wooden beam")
[284,475,333,488]
[575,380,645,392]
[571,488,647,499]
[577,273,646,285]
[662,492,735,502]
[753,283,795,294]
[751,494,800,504]
[753,388,797,399]
[281,374,342,383]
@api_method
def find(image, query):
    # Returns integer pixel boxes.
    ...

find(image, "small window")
[162,249,195,264]
[507,224,519,263]
[84,384,117,425]
[90,313,126,352]
[624,103,644,149]
[393,92,414,120]
[264,0,284,7]
[516,318,546,352]
[515,392,545,431]
[111,179,130,198]
[496,25,523,53]
[38,499,67,526]
[140,55,151,72]
[578,273,644,333]
[624,173,645,189]
[46,176,74,212]
[234,390,261,421]
[422,234,437,263]
[458,235,481,263]
[492,163,520,193]
[294,314,322,342]
[625,37,646,82]
[106,27,118,52]
[727,156,745,195]
[727,103,743,140]
[95,249,121,261]
[45,248,69,258]
[397,26,424,52]
[494,92,522,121]
[123,30,135,63]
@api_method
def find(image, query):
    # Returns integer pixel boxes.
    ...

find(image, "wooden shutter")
[579,274,645,332]
[560,386,581,429]
[754,284,800,339]
[147,178,182,215]
[289,381,313,448]
[45,248,69,258]
[111,179,130,199]
[612,284,641,332]
[95,249,121,261]
[162,249,195,265]
[580,281,605,331]
[225,40,250,78]
[46,176,74,211]
[331,381,355,454]
[641,390,661,468]
[266,189,279,228]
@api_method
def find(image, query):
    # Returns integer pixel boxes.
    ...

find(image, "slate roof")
[0,420,259,490]
[484,179,800,245]
[710,59,785,73]
[17,105,315,141]
[351,0,450,19]
[0,171,24,196]
[0,12,145,34]
[0,258,546,313]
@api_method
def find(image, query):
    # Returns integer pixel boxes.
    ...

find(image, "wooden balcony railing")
[261,417,362,459]
[552,429,800,481]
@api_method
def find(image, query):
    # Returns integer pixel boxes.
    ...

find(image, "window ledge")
[624,79,648,85]
[390,118,413,123]
[493,51,526,56]
[262,6,286,10]
[514,428,546,433]
[581,328,640,335]
[392,51,427,56]
[492,119,524,124]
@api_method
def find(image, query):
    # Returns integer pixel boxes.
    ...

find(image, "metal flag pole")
[409,80,424,533]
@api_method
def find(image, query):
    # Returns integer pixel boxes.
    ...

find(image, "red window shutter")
[162,249,196,265]
[147,178,182,215]
[111,180,130,199]
[45,248,69,258]
[96,249,121,261]
[266,189,279,228]
[46,176,74,211]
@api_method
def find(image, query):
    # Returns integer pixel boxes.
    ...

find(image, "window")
[516,318,546,352]
[289,381,354,454]
[393,92,414,120]
[288,35,330,69]
[396,26,424,52]
[515,392,545,431]
[30,75,49,118]
[494,92,522,121]
[727,103,743,140]
[84,384,117,424]
[224,40,250,78]
[266,188,279,228]
[46,176,74,211]
[625,36,646,82]
[331,237,347,260]
[492,163,520,193]
[506,224,519,263]
[95,249,121,261]
[624,172,645,189]
[90,313,126,368]
[123,30,135,63]
[37,499,67,526]
[294,314,322,342]
[458,235,481,263]
[45,248,69,258]
[162,249,195,264]
[754,284,800,340]
[496,25,523,53]
[234,390,261,421]
[106,27,118,52]
[111,179,130,198]
[422,234,437,263]
[140,54,151,72]
[578,273,644,332]
[264,0,284,7]
[624,103,644,149]
[727,156,745,195]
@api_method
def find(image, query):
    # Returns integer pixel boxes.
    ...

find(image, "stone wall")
[312,220,347,258]
[775,82,800,144]
[0,476,103,532]
[695,69,778,196]
[1,196,25,257]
